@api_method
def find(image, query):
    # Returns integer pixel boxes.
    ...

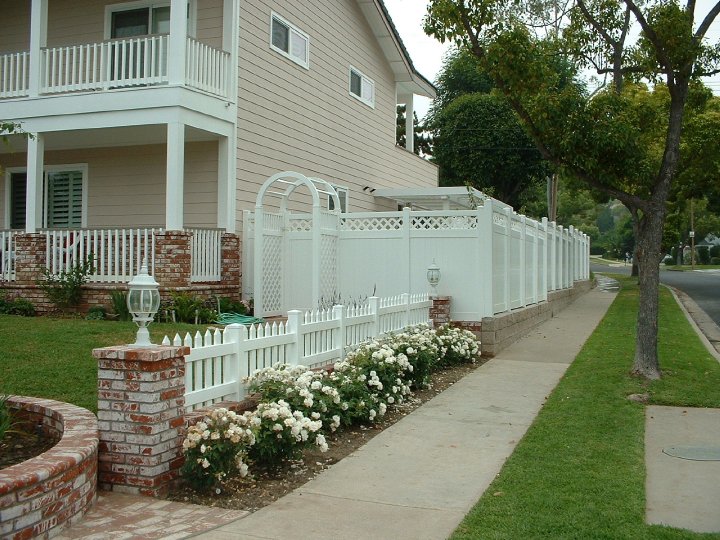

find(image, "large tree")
[429,49,549,208]
[424,0,720,379]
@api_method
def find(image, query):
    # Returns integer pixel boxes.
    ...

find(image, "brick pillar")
[429,296,451,328]
[14,232,47,284]
[221,232,240,299]
[93,345,189,497]
[153,230,192,289]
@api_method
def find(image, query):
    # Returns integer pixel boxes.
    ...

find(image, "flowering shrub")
[248,400,327,465]
[434,325,481,367]
[181,408,255,490]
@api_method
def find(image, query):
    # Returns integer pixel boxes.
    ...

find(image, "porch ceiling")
[0,125,219,154]
[374,187,512,211]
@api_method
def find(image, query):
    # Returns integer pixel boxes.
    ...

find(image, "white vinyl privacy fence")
[244,174,590,321]
[163,293,432,410]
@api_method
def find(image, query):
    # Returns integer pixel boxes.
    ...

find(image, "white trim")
[349,66,375,108]
[104,0,196,39]
[269,12,310,70]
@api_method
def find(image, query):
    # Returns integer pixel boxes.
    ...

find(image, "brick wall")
[154,231,192,289]
[429,296,451,327]
[0,397,98,539]
[93,345,189,497]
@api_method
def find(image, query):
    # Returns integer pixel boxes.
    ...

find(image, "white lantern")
[126,259,161,347]
[427,259,441,295]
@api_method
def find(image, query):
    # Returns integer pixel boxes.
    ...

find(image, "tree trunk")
[631,210,665,379]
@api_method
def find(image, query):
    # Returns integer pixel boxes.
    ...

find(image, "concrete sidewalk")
[191,288,616,540]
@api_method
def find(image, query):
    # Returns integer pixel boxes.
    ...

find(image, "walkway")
[59,288,616,540]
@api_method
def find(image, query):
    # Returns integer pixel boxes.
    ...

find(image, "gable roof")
[356,0,437,99]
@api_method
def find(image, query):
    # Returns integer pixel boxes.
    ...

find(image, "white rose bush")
[181,323,480,491]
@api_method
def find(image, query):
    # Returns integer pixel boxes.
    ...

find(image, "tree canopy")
[423,0,720,379]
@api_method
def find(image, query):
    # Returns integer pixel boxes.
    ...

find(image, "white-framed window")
[328,185,348,213]
[349,66,374,108]
[104,1,196,39]
[270,12,309,69]
[4,165,88,229]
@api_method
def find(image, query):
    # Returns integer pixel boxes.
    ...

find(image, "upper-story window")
[106,1,195,39]
[270,13,309,69]
[349,67,374,108]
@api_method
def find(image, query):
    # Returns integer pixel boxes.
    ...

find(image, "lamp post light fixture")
[127,259,161,347]
[427,259,441,296]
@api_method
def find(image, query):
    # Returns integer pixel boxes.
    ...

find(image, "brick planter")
[0,397,98,539]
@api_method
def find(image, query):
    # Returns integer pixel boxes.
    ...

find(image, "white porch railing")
[0,52,29,98]
[185,37,231,97]
[163,293,432,411]
[45,228,159,282]
[1,36,232,99]
[188,228,222,282]
[0,230,16,281]
[41,35,169,94]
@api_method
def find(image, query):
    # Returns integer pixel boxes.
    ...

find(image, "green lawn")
[0,317,199,412]
[453,276,720,540]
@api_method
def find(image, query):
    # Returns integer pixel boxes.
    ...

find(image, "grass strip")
[0,317,198,413]
[452,276,720,540]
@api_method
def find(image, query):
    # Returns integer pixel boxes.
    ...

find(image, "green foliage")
[218,297,248,316]
[433,92,548,208]
[711,245,720,258]
[109,290,132,321]
[395,105,433,156]
[711,257,720,265]
[696,245,710,265]
[85,306,106,320]
[0,291,35,317]
[37,255,95,310]
[0,395,17,442]
[168,293,216,324]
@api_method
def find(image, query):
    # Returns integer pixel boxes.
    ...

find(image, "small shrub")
[0,292,35,317]
[0,395,19,443]
[181,408,255,491]
[248,401,326,466]
[170,293,216,324]
[218,297,247,316]
[711,257,720,265]
[710,245,720,258]
[109,290,132,321]
[38,255,95,309]
[86,306,106,320]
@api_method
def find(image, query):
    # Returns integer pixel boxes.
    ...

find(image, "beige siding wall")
[0,141,218,229]
[196,0,224,49]
[0,1,30,53]
[235,0,438,223]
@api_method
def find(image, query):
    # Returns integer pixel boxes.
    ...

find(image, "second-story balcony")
[0,34,231,100]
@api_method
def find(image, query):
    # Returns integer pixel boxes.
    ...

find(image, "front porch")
[0,227,240,313]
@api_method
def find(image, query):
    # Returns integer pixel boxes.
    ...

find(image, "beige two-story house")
[0,0,437,305]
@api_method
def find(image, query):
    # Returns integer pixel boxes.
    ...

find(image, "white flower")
[201,459,210,469]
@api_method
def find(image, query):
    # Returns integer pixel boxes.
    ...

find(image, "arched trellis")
[253,171,341,317]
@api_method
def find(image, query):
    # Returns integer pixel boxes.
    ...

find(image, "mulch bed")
[0,429,59,470]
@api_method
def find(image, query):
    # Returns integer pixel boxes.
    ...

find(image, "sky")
[383,0,720,121]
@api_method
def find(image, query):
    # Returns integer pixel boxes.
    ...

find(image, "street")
[590,262,720,327]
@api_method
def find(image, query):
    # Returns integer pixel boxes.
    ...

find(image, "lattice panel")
[289,219,312,232]
[411,215,478,230]
[319,234,338,301]
[340,217,403,231]
[262,235,283,312]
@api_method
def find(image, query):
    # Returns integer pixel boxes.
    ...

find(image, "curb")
[663,284,720,363]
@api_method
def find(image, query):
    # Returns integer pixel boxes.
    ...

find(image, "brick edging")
[0,396,98,539]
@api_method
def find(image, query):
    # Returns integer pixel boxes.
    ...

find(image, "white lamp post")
[427,259,441,296]
[127,259,161,347]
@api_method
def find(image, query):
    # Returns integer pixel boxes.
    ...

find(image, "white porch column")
[217,136,237,233]
[401,94,415,153]
[222,0,240,99]
[29,0,48,97]
[25,133,45,232]
[166,122,185,230]
[168,0,188,86]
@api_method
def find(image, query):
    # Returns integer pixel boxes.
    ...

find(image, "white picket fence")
[188,228,222,282]
[162,293,432,411]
